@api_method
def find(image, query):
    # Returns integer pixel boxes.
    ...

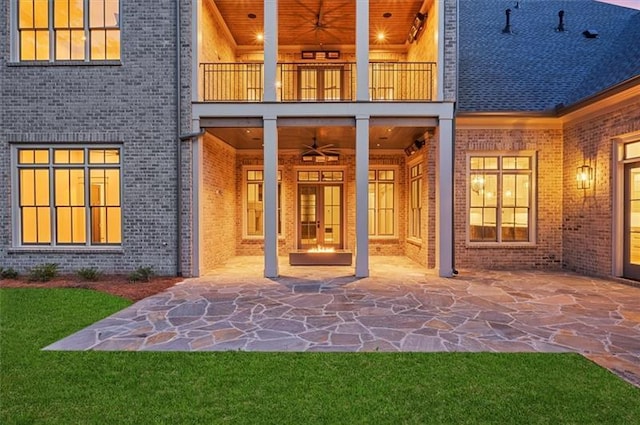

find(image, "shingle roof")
[458,0,640,112]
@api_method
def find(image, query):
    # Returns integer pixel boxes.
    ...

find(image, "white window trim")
[10,0,121,64]
[11,144,123,248]
[465,151,537,247]
[241,165,284,240]
[368,165,399,239]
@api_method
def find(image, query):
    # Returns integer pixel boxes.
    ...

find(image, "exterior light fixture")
[577,164,592,189]
[404,138,425,156]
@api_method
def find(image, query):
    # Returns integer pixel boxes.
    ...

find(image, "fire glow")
[308,246,336,253]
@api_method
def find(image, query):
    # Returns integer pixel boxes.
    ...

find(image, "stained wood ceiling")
[212,0,426,48]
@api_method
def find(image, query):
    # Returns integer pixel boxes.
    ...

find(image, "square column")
[355,0,369,101]
[264,0,278,101]
[355,115,370,277]
[435,117,454,277]
[263,116,279,277]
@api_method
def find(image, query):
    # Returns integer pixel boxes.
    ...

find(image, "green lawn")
[1,288,639,424]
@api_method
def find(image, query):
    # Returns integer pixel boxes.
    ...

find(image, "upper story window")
[15,146,122,246]
[16,0,120,62]
[468,154,535,244]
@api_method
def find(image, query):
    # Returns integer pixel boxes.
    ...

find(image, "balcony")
[201,62,436,102]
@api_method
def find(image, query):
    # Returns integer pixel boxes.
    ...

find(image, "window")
[16,146,121,245]
[368,169,396,236]
[469,154,534,243]
[409,163,422,239]
[17,0,120,62]
[245,170,282,237]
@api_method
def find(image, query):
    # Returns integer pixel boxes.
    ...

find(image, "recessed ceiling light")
[377,32,386,41]
[383,12,392,18]
[248,13,256,19]
[256,33,264,41]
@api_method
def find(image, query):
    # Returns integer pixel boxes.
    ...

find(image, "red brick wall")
[454,128,564,269]
[201,134,236,271]
[563,99,640,276]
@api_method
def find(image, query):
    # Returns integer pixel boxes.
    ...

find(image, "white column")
[263,116,279,277]
[191,127,203,277]
[355,0,369,101]
[264,0,278,101]
[355,115,370,277]
[435,117,454,277]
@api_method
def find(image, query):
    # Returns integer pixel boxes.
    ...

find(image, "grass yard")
[1,288,639,424]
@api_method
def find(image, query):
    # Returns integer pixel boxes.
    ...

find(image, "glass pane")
[625,142,640,160]
[36,31,50,60]
[299,186,317,245]
[71,29,85,59]
[55,0,69,27]
[35,169,50,205]
[22,207,38,243]
[19,150,35,164]
[89,0,104,27]
[516,175,530,207]
[34,149,49,164]
[19,0,34,29]
[484,175,498,207]
[34,0,48,27]
[57,207,72,243]
[89,170,104,205]
[90,30,106,60]
[503,174,515,207]
[106,207,121,243]
[56,30,71,60]
[368,170,376,181]
[37,206,51,243]
[469,157,483,170]
[55,169,70,206]
[70,169,85,205]
[484,157,498,170]
[89,149,105,163]
[20,169,35,206]
[69,0,83,26]
[104,169,120,205]
[20,31,36,60]
[105,0,119,27]
[105,30,120,60]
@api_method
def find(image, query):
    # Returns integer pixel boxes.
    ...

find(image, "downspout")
[452,0,459,275]
[175,0,182,276]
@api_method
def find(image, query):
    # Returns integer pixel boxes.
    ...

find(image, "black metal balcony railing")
[201,62,435,102]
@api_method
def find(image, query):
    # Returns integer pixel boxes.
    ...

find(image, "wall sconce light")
[576,164,592,189]
[404,138,425,156]
[407,12,427,43]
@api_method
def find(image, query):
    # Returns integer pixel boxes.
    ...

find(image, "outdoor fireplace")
[289,246,352,266]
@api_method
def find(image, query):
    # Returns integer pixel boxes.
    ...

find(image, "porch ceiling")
[211,0,428,48]
[205,126,429,150]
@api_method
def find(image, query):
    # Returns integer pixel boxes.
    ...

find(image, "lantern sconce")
[576,164,593,189]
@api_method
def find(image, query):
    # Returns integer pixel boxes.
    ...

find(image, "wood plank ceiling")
[212,0,426,47]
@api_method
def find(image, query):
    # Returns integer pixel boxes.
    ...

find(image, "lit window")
[17,0,120,62]
[469,154,534,243]
[368,169,396,236]
[245,170,282,237]
[16,146,121,245]
[409,163,422,239]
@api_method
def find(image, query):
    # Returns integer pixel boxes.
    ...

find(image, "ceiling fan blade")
[318,144,335,149]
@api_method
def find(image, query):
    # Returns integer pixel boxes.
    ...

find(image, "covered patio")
[46,256,640,387]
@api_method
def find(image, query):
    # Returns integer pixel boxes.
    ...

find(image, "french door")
[298,184,343,249]
[624,161,640,280]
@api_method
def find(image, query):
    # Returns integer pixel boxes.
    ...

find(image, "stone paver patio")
[45,256,640,387]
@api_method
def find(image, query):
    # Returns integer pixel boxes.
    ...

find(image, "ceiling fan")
[301,137,341,162]
[294,0,354,46]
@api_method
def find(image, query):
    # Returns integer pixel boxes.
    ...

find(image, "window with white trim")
[469,154,534,243]
[16,0,120,62]
[368,169,396,236]
[245,169,282,237]
[15,146,122,245]
[409,163,422,239]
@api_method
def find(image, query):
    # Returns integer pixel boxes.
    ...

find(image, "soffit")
[211,0,426,48]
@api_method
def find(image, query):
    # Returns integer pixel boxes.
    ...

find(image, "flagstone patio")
[45,256,640,387]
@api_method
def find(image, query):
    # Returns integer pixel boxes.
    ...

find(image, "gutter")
[175,0,182,276]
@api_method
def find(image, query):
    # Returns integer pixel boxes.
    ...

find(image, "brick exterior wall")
[563,98,640,276]
[201,133,236,271]
[454,128,564,270]
[0,1,185,275]
[443,0,458,101]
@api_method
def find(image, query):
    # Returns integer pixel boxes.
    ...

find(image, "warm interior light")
[256,33,264,42]
[308,246,336,253]
[377,32,386,41]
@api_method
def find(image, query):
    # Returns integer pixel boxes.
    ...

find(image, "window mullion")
[84,151,91,246]
[47,149,56,245]
[497,170,503,243]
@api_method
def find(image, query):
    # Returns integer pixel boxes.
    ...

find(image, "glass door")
[624,162,640,280]
[298,184,343,249]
